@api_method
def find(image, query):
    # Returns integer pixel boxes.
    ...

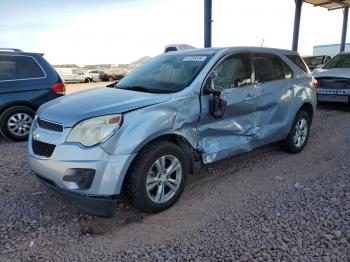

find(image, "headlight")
[66,114,122,147]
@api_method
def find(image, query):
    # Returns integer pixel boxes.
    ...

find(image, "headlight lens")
[66,114,122,147]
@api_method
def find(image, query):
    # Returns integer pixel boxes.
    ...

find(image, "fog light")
[63,169,95,189]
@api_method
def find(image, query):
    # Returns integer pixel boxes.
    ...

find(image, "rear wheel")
[0,106,35,141]
[84,78,91,83]
[283,110,311,153]
[126,141,188,213]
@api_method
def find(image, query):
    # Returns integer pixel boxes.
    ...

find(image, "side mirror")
[203,77,227,119]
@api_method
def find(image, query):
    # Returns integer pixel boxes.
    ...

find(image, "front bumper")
[35,173,117,217]
[27,126,136,216]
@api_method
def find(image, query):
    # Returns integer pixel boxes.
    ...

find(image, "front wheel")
[126,141,188,213]
[283,110,311,153]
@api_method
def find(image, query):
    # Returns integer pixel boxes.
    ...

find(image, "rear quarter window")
[0,55,45,81]
[287,55,309,73]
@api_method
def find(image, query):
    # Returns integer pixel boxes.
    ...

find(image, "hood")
[312,68,350,79]
[38,87,170,127]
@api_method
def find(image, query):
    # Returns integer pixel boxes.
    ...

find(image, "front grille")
[316,77,350,89]
[37,118,63,132]
[32,139,56,158]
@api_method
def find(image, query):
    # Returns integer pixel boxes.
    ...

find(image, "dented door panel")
[254,79,294,145]
[198,85,258,163]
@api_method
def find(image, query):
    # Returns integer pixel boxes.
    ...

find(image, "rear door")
[197,52,259,163]
[252,53,294,145]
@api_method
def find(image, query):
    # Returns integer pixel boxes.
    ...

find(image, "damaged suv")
[28,47,317,216]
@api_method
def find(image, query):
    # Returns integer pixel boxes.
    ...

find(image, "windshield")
[116,53,212,93]
[324,53,350,69]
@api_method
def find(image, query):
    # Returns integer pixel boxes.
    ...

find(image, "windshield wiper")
[130,86,155,93]
[117,85,165,93]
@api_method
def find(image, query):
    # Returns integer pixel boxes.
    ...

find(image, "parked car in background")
[56,68,92,83]
[313,52,350,103]
[303,55,331,71]
[86,69,103,82]
[164,44,196,53]
[0,48,65,141]
[28,47,316,217]
[99,68,127,82]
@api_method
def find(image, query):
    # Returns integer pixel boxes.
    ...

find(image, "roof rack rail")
[0,48,23,52]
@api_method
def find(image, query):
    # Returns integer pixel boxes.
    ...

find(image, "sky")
[0,0,346,65]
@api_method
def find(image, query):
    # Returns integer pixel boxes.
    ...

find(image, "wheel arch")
[299,102,314,123]
[119,133,201,194]
[0,102,36,117]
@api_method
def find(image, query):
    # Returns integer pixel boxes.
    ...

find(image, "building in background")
[313,43,350,57]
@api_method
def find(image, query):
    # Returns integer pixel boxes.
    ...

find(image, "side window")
[210,53,252,91]
[287,55,309,73]
[283,62,293,79]
[253,54,285,83]
[0,55,45,81]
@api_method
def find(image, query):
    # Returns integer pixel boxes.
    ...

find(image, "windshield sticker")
[183,56,207,62]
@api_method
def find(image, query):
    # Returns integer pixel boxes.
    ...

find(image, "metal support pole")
[340,7,349,52]
[292,0,303,51]
[204,0,212,48]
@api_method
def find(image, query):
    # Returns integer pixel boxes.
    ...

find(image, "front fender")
[100,95,200,155]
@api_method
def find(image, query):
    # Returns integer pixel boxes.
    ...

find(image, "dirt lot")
[65,81,114,94]
[0,101,349,261]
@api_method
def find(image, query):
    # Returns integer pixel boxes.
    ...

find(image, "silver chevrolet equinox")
[28,47,317,216]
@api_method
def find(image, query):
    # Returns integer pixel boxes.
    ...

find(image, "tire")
[0,106,35,141]
[125,141,188,213]
[283,110,311,153]
[84,78,91,83]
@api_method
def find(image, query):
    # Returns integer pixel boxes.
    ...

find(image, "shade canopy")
[303,0,350,10]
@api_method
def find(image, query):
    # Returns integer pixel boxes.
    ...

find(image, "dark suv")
[0,48,65,141]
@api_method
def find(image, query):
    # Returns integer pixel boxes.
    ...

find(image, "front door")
[197,53,259,163]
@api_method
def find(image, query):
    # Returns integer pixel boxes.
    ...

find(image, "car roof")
[164,46,299,56]
[0,49,44,56]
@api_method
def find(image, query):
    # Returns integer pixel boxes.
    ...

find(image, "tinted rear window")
[287,55,309,73]
[253,54,285,82]
[0,55,45,81]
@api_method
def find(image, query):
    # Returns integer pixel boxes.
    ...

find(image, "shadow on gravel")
[80,208,145,236]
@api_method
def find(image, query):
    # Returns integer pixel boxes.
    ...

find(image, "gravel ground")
[65,81,113,94]
[0,103,349,261]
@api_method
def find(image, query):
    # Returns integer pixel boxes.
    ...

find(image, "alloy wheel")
[293,118,308,148]
[7,113,33,137]
[146,155,183,204]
